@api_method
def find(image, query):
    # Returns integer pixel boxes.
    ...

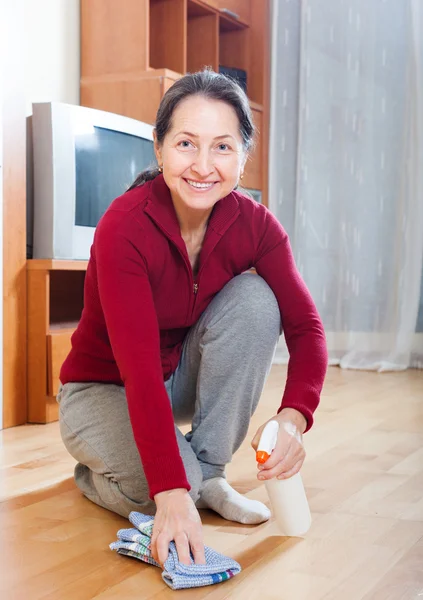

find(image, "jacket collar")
[144,174,240,240]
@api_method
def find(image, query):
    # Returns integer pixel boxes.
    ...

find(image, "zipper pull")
[193,283,198,295]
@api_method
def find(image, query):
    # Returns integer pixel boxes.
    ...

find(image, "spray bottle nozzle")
[256,450,271,464]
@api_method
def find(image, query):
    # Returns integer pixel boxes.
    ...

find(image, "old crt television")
[31,102,156,260]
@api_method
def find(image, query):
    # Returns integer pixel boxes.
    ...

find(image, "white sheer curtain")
[269,0,423,371]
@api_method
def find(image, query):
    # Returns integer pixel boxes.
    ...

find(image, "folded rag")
[109,511,241,590]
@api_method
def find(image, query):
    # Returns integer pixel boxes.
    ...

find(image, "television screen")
[75,126,156,227]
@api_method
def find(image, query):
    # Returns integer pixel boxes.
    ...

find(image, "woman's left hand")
[251,408,307,481]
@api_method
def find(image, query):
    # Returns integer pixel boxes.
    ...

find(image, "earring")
[158,165,163,173]
[240,173,244,180]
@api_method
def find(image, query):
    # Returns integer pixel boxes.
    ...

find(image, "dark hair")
[127,69,255,190]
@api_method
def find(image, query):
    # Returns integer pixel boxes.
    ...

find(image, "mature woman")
[58,69,328,568]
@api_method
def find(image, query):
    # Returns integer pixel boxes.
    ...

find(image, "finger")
[150,525,162,563]
[150,542,158,563]
[258,455,305,481]
[257,444,304,479]
[276,460,304,480]
[261,436,303,470]
[174,532,191,565]
[259,442,293,471]
[251,428,263,451]
[190,535,206,565]
[157,534,172,566]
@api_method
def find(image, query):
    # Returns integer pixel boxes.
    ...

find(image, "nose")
[191,149,214,178]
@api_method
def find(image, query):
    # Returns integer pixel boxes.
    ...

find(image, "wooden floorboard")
[0,365,422,599]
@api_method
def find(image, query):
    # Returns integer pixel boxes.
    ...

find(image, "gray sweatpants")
[57,273,280,518]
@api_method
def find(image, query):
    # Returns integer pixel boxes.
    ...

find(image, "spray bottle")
[256,420,312,536]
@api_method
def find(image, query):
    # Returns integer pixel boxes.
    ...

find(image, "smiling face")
[154,95,247,219]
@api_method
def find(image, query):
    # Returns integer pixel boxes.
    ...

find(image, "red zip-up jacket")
[60,175,328,499]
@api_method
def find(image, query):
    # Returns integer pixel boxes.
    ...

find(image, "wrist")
[277,408,307,434]
[154,487,189,504]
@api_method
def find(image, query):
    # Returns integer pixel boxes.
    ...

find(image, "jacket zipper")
[166,238,199,321]
[141,218,204,319]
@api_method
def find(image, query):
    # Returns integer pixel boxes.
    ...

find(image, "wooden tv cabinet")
[27,260,88,423]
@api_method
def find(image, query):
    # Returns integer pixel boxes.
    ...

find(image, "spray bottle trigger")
[256,420,280,462]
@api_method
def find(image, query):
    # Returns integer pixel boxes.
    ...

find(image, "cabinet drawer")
[47,332,73,396]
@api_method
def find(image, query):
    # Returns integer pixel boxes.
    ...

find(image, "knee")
[228,273,281,337]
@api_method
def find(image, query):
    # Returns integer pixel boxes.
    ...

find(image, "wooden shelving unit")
[80,0,270,194]
[27,261,87,423]
[27,0,270,423]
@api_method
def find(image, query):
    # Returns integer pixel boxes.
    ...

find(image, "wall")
[24,0,80,116]
[25,0,80,260]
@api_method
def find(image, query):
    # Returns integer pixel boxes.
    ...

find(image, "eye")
[178,140,194,149]
[217,143,231,151]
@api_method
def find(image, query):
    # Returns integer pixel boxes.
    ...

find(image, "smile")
[184,179,217,190]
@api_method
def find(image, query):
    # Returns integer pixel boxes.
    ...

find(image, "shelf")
[249,101,263,112]
[49,270,85,326]
[219,10,248,32]
[188,0,216,18]
[187,0,248,30]
[214,0,251,26]
[48,321,80,334]
[27,259,89,271]
[81,68,182,85]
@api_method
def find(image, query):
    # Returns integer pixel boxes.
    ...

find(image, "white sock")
[196,477,271,525]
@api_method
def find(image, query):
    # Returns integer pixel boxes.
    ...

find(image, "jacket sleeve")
[94,211,190,498]
[253,209,328,431]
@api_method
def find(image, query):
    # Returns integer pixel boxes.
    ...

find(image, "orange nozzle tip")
[256,451,270,464]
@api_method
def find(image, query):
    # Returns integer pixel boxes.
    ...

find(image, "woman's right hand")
[151,488,206,567]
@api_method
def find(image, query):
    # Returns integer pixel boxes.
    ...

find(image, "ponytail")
[127,165,161,191]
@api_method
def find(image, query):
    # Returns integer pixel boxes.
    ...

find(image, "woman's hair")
[127,68,255,191]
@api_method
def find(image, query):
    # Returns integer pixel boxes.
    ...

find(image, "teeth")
[186,179,214,189]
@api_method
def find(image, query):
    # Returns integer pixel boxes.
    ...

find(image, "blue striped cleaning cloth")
[109,511,241,590]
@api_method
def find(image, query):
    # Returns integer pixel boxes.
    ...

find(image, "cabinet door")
[81,0,149,77]
[47,333,72,397]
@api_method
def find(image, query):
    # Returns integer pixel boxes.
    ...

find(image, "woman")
[58,69,328,568]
